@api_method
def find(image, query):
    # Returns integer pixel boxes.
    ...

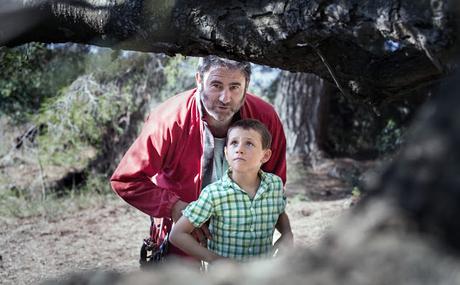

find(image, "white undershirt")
[211,137,228,183]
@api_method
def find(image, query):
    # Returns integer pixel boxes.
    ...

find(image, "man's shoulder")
[244,93,275,110]
[144,89,198,127]
[155,89,196,112]
[242,93,280,124]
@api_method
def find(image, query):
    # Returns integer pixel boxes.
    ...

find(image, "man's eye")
[230,85,240,91]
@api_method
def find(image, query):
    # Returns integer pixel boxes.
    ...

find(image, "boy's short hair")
[227,119,272,149]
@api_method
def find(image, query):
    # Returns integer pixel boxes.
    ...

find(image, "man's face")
[225,127,272,174]
[196,67,247,124]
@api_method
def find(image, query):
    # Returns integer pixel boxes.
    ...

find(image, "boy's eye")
[246,142,254,146]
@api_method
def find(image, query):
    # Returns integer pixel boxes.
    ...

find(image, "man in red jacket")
[110,56,291,261]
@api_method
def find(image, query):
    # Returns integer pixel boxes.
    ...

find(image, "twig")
[315,47,352,101]
[297,42,354,103]
[35,143,47,200]
[298,42,382,117]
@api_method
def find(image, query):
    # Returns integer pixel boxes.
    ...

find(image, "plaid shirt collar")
[222,169,269,200]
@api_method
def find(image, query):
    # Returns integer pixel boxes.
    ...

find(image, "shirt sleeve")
[182,186,215,228]
[273,174,287,214]
[110,114,180,218]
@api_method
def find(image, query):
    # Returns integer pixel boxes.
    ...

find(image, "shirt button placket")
[249,202,256,254]
[250,204,255,232]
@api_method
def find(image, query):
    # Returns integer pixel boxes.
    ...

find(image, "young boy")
[170,119,293,262]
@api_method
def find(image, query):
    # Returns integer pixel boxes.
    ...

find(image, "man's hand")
[171,200,212,244]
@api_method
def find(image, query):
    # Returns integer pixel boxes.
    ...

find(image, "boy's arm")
[274,212,294,249]
[170,216,225,263]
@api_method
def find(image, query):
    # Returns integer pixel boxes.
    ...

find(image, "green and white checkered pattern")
[183,170,286,262]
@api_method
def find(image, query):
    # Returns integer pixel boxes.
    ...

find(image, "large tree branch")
[1,0,458,103]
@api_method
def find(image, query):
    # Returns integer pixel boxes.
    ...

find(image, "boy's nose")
[235,144,243,153]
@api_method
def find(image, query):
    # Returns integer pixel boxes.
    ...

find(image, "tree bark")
[1,0,458,103]
[275,71,332,166]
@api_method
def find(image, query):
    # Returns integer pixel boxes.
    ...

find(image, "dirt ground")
[0,170,357,285]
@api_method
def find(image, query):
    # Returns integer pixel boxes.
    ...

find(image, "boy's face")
[225,127,272,173]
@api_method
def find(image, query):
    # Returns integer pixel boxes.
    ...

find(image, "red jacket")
[110,88,286,218]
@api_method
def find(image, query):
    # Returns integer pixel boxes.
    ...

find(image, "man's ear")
[261,149,272,164]
[224,146,229,161]
[195,72,202,88]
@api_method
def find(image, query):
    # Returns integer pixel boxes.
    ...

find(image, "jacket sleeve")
[110,117,180,218]
[263,111,287,185]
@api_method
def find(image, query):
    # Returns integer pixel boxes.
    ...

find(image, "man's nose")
[219,89,231,104]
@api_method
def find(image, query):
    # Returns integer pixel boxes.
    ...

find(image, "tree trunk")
[275,71,332,166]
[1,0,457,103]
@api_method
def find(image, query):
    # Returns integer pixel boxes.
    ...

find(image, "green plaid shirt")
[183,170,286,262]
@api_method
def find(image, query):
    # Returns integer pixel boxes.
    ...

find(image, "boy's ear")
[261,149,272,164]
[224,146,229,161]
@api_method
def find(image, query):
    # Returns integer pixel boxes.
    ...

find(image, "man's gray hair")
[197,56,251,83]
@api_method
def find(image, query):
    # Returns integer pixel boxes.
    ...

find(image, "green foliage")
[31,49,169,170]
[34,48,160,168]
[0,43,87,122]
[159,55,197,101]
[36,74,133,166]
[376,119,405,154]
[351,186,361,198]
[326,92,422,158]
